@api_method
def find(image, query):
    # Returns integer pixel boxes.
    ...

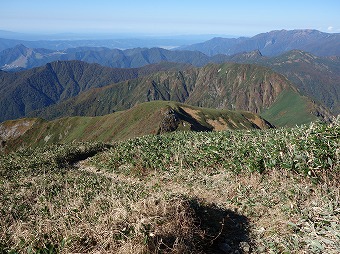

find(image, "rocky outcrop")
[158,108,180,134]
[0,118,38,151]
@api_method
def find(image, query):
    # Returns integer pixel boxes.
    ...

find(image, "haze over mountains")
[2,29,340,71]
[0,45,212,71]
[0,30,221,52]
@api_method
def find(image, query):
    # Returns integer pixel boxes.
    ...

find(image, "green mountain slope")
[0,101,273,152]
[261,89,317,126]
[267,51,340,115]
[0,61,190,122]
[1,47,339,118]
[217,50,340,115]
[30,63,332,127]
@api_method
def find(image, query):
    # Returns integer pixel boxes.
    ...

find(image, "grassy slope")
[0,120,338,253]
[213,50,340,116]
[2,101,273,152]
[261,89,318,127]
[267,50,340,115]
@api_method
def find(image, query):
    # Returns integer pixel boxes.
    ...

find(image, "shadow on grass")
[57,143,113,167]
[148,197,251,254]
[190,199,251,253]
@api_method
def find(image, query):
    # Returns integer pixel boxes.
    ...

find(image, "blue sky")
[1,0,339,36]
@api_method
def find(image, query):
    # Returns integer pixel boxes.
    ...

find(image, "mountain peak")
[13,44,29,53]
[15,44,28,49]
[247,49,263,57]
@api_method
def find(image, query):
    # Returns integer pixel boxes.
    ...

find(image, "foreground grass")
[0,120,339,253]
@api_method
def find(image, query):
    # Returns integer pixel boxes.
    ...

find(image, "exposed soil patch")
[181,106,202,121]
[207,117,229,131]
[0,118,37,141]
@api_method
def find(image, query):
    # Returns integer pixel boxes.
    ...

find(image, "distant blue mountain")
[0,30,224,52]
[0,45,214,70]
[177,29,340,56]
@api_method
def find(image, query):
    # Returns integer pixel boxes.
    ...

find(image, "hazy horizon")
[1,0,339,38]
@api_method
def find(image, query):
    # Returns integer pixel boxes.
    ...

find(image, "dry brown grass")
[1,159,338,253]
[0,166,225,253]
[206,117,229,131]
[75,158,339,253]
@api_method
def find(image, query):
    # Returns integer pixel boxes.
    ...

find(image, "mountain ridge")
[178,29,340,56]
[216,49,340,114]
[27,62,333,127]
[0,101,274,152]
[1,45,339,116]
[0,58,335,126]
[0,45,211,71]
[0,60,191,122]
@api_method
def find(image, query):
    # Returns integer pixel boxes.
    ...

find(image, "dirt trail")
[74,159,192,196]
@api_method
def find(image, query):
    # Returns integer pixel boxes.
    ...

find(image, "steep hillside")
[178,29,340,56]
[267,51,340,114]
[0,44,63,71]
[218,50,340,115]
[0,61,190,122]
[0,101,273,152]
[30,63,332,127]
[0,118,38,150]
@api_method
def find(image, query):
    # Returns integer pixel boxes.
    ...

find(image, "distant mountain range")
[0,28,339,132]
[178,29,340,56]
[0,61,190,122]
[1,44,339,115]
[0,59,332,127]
[0,44,212,71]
[1,29,339,61]
[0,34,209,52]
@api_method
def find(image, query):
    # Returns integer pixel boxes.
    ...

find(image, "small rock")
[239,241,251,253]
